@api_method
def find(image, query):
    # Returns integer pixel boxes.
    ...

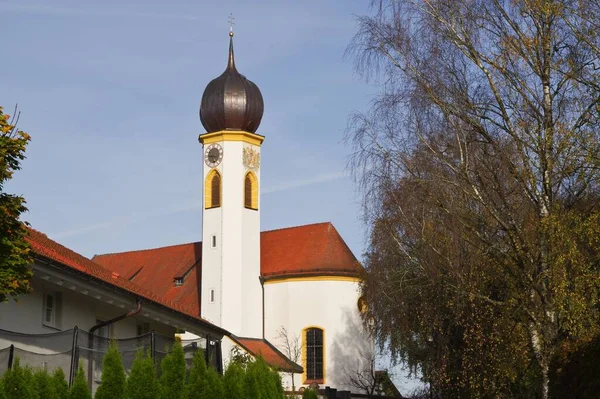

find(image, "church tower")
[198,31,264,339]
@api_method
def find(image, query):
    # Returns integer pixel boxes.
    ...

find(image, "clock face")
[204,144,223,168]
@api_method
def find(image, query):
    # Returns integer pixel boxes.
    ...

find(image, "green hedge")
[0,342,285,399]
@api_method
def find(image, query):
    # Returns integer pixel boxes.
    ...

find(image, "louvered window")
[305,328,324,381]
[245,175,252,208]
[211,173,221,208]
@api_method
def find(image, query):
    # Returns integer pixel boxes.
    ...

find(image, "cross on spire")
[228,13,235,36]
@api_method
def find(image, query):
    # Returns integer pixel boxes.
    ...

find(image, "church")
[0,30,371,393]
[91,30,371,391]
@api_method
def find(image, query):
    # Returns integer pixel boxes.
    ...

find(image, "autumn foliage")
[348,1,600,397]
[0,105,32,303]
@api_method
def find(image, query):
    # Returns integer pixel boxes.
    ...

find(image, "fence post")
[69,326,79,387]
[215,340,223,375]
[7,344,14,370]
[205,334,212,367]
[150,331,156,360]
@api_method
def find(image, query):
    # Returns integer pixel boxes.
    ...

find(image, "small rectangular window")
[43,292,61,329]
[211,235,217,248]
[44,294,54,325]
[210,289,215,303]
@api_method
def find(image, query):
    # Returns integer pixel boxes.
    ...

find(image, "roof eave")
[228,335,303,373]
[32,253,228,337]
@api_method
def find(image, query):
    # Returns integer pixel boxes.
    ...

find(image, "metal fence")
[0,327,217,394]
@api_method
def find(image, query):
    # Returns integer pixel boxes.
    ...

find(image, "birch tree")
[347,1,600,397]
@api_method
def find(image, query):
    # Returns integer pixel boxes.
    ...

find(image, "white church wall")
[220,140,244,335]
[241,146,262,338]
[201,137,263,338]
[201,204,223,327]
[264,278,372,392]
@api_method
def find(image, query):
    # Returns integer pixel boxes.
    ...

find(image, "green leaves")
[159,341,186,399]
[126,350,158,399]
[94,342,126,399]
[0,344,286,399]
[69,366,92,399]
[0,105,31,303]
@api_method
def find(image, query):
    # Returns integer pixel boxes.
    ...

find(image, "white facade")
[0,263,220,341]
[264,278,371,391]
[200,133,262,338]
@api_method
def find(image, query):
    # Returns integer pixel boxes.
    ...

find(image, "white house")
[91,31,372,391]
[0,227,227,393]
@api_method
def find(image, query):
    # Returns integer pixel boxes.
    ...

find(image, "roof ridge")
[93,222,335,258]
[93,240,202,258]
[261,221,332,234]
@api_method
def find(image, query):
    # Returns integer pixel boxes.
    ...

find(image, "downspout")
[259,276,265,339]
[87,299,142,390]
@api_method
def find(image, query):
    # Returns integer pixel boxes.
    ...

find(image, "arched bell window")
[244,172,258,210]
[205,169,221,209]
[303,327,325,383]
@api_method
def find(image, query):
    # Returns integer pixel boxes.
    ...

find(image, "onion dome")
[200,32,264,134]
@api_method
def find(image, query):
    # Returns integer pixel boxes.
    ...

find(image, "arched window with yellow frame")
[244,171,258,210]
[302,326,325,384]
[205,169,221,209]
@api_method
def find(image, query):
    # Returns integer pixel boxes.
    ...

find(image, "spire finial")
[227,13,236,70]
[228,13,235,37]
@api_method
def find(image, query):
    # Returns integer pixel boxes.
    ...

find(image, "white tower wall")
[200,132,263,338]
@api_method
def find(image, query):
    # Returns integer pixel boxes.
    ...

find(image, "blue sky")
[0,0,420,392]
[1,0,375,257]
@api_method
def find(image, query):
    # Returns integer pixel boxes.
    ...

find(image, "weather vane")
[228,13,235,36]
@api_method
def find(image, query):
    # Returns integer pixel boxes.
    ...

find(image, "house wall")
[0,275,177,353]
[263,278,372,391]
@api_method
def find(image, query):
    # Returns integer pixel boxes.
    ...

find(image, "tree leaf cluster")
[0,105,32,303]
[348,1,600,397]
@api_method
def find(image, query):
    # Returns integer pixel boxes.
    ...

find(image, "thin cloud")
[0,2,205,21]
[262,171,347,194]
[50,171,347,239]
[50,221,118,240]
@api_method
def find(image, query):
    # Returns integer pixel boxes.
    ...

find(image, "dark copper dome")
[199,33,264,134]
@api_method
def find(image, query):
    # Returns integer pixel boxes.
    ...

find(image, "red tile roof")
[260,222,360,280]
[231,336,303,373]
[25,228,223,333]
[91,242,203,317]
[92,222,360,317]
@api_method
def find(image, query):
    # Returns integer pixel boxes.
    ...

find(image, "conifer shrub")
[3,358,36,399]
[34,368,58,399]
[69,366,91,399]
[95,341,126,399]
[244,356,284,399]
[222,361,245,399]
[204,365,224,399]
[126,350,158,399]
[51,368,69,399]
[159,341,186,399]
[302,388,318,399]
[185,349,224,399]
[0,378,7,399]
[272,369,285,399]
